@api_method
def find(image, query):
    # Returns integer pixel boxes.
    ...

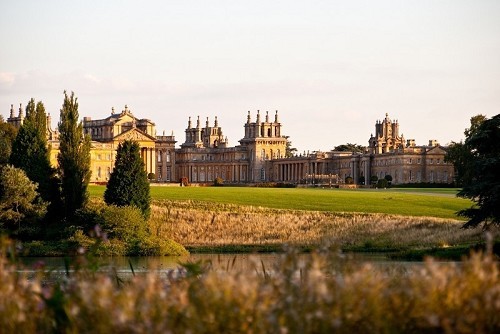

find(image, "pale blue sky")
[1,0,499,152]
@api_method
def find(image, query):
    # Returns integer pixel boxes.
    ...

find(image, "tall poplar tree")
[104,140,151,219]
[10,99,57,210]
[57,91,91,219]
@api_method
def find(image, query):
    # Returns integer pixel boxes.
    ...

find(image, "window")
[107,167,111,178]
[260,168,266,181]
[157,151,162,162]
[97,167,101,178]
[166,166,171,181]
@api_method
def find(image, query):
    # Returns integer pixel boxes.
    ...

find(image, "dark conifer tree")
[104,140,151,219]
[57,91,91,219]
[447,114,500,228]
[10,99,59,215]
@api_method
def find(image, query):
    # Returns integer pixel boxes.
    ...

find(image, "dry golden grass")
[1,242,499,333]
[149,199,483,251]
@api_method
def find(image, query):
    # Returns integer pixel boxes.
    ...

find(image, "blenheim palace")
[6,104,454,186]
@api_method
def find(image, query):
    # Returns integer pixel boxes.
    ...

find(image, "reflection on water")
[18,252,455,281]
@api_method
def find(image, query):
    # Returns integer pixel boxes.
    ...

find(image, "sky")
[1,0,499,153]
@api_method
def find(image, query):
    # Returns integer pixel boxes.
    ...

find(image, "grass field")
[89,185,471,219]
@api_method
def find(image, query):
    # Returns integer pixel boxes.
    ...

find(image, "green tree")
[104,140,151,219]
[333,143,365,153]
[0,117,18,165]
[446,114,500,228]
[0,165,47,233]
[57,91,91,219]
[10,99,59,212]
[384,174,393,185]
[446,115,488,188]
[284,136,297,158]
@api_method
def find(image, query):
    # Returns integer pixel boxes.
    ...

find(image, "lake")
[17,252,456,281]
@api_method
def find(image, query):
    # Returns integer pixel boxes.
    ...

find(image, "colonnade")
[273,161,329,183]
[140,147,155,176]
[176,164,248,183]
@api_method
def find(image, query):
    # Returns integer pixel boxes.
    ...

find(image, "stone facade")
[270,113,454,185]
[175,110,287,183]
[6,105,454,186]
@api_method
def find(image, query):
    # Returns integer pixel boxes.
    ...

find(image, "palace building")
[6,104,454,186]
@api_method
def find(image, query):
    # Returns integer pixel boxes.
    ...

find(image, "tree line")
[0,92,152,251]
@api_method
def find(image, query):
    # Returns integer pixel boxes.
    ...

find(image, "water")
[17,252,453,281]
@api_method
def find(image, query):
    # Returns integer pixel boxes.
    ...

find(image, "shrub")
[135,236,188,256]
[377,178,388,188]
[214,177,224,187]
[345,176,354,184]
[99,205,148,244]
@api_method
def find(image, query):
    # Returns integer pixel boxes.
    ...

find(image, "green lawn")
[89,185,472,219]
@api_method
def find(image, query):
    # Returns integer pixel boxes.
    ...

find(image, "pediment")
[427,146,447,155]
[114,128,156,142]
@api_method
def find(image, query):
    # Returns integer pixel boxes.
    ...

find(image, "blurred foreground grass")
[1,236,499,333]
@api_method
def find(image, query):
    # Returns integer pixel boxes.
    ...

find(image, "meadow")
[147,199,484,256]
[88,185,484,256]
[90,185,470,219]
